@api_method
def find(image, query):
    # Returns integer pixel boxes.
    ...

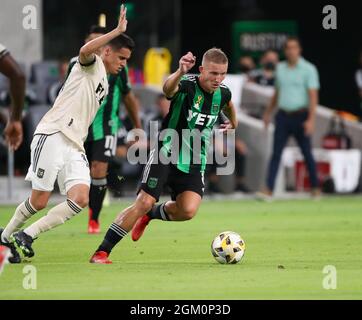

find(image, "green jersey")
[66,57,131,142]
[161,75,232,174]
[87,67,131,141]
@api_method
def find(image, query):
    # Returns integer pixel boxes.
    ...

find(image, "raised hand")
[117,4,128,33]
[179,52,196,75]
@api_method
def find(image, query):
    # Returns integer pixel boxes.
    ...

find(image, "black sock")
[147,203,171,221]
[89,178,107,222]
[97,223,128,254]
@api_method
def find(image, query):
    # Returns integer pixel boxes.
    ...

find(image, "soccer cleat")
[89,251,112,264]
[11,230,34,258]
[88,219,100,234]
[0,228,21,263]
[131,215,151,241]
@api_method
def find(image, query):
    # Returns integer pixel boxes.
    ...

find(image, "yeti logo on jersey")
[148,177,158,189]
[95,80,106,105]
[37,168,45,179]
[187,110,218,127]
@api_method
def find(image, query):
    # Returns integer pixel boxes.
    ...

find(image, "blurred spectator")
[47,59,69,104]
[355,50,362,118]
[250,50,279,86]
[257,36,320,200]
[239,55,255,77]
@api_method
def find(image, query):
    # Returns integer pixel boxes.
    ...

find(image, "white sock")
[24,199,83,239]
[2,199,37,242]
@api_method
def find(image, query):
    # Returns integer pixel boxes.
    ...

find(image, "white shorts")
[25,132,90,195]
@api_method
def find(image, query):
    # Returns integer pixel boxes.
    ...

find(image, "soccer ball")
[211,231,245,264]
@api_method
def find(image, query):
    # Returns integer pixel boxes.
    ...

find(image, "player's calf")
[90,192,155,260]
[30,190,51,211]
[131,202,172,241]
[68,190,89,209]
[0,198,38,244]
[20,198,84,254]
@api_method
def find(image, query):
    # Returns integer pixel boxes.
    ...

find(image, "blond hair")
[202,48,228,65]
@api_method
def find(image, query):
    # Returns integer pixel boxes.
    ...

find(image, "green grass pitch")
[0,196,361,299]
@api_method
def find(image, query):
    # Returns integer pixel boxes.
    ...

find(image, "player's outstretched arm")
[163,51,196,98]
[79,4,128,65]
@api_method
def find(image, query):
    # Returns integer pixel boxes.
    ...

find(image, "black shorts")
[138,160,205,202]
[84,134,117,163]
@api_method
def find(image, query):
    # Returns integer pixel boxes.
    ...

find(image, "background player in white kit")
[0,5,129,262]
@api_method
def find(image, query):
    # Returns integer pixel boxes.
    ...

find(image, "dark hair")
[284,36,302,49]
[87,25,107,37]
[108,33,135,51]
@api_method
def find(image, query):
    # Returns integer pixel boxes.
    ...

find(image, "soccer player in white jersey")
[0,5,129,262]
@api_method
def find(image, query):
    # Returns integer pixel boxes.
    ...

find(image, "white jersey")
[34,55,109,151]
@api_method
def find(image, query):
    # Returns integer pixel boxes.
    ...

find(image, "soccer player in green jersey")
[67,26,142,234]
[90,48,237,264]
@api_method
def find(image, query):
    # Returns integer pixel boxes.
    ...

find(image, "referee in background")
[258,36,320,200]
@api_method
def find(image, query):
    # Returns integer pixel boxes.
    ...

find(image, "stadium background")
[41,0,362,116]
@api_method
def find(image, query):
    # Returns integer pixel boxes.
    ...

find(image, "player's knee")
[30,194,49,211]
[31,200,48,211]
[135,196,155,215]
[180,205,198,220]
[70,194,89,209]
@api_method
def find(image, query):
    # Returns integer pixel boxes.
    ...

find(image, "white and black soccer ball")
[211,231,245,264]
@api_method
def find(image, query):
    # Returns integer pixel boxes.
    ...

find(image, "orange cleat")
[88,219,100,234]
[89,251,112,264]
[131,215,151,241]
